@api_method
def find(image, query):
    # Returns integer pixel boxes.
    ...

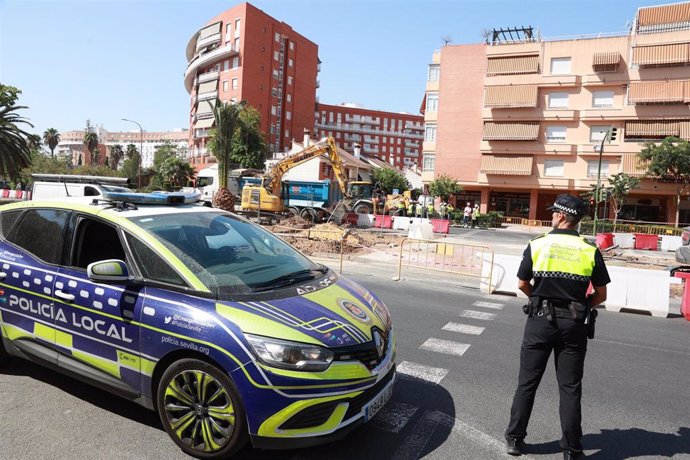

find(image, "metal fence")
[394,238,494,291]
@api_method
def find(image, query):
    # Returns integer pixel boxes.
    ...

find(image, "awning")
[194,118,215,129]
[624,120,680,137]
[628,80,686,104]
[483,122,540,141]
[592,52,620,66]
[419,93,427,115]
[680,121,690,140]
[621,154,649,177]
[484,85,538,108]
[198,22,221,40]
[197,80,218,94]
[196,99,216,116]
[632,43,690,66]
[480,155,533,175]
[638,3,690,27]
[486,55,539,76]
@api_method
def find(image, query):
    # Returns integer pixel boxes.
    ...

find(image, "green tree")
[158,156,196,190]
[429,173,462,201]
[231,104,266,169]
[42,128,60,157]
[121,143,141,186]
[370,167,409,194]
[18,150,72,185]
[0,84,33,179]
[606,173,641,227]
[638,136,690,226]
[208,100,243,210]
[83,120,99,165]
[109,144,124,171]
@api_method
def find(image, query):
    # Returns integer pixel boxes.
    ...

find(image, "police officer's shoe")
[563,450,585,459]
[505,436,525,456]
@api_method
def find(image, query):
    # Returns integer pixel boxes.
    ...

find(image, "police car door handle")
[55,290,75,302]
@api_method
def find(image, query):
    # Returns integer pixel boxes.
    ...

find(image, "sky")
[0,0,676,137]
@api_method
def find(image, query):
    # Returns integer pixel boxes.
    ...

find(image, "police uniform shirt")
[517,228,611,303]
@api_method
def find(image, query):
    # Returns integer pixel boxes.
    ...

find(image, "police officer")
[505,194,610,460]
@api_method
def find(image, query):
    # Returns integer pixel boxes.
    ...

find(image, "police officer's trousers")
[506,314,588,452]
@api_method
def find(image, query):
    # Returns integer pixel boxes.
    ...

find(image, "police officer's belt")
[535,302,574,319]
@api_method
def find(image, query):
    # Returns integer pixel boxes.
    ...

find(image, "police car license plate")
[364,380,394,422]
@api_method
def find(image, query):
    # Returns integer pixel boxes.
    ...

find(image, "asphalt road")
[1,264,689,459]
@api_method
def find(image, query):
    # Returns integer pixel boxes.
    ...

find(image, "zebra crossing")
[370,298,507,435]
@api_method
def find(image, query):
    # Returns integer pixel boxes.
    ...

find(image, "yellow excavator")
[240,137,375,220]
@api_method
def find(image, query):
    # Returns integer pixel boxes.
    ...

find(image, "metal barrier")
[394,238,494,291]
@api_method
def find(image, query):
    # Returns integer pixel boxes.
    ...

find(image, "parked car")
[675,226,690,263]
[0,191,395,458]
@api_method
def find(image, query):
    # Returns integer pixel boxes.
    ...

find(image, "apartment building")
[184,2,319,169]
[314,102,424,170]
[58,127,188,169]
[426,1,690,224]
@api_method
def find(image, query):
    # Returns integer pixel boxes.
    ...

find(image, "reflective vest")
[530,233,597,281]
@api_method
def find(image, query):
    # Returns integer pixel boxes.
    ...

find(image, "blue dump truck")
[282,179,344,221]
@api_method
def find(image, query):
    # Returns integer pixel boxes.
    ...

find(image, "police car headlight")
[245,334,334,372]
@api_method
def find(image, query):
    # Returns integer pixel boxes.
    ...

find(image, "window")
[223,60,229,71]
[270,124,276,134]
[545,125,567,143]
[423,153,435,171]
[550,57,571,75]
[285,129,289,137]
[428,64,440,82]
[271,106,277,115]
[234,37,240,52]
[272,69,279,79]
[548,92,569,108]
[592,90,614,108]
[6,209,69,264]
[426,92,439,112]
[587,160,610,178]
[286,111,291,120]
[126,234,186,286]
[273,51,279,61]
[424,124,437,142]
[275,32,280,42]
[234,18,241,35]
[289,42,294,50]
[222,80,228,91]
[72,218,126,269]
[590,125,612,142]
[288,58,293,67]
[225,23,232,39]
[231,78,238,90]
[544,159,565,177]
[287,94,292,103]
[0,210,22,237]
[287,76,293,85]
[232,57,239,68]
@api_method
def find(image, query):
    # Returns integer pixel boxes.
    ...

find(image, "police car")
[0,191,395,458]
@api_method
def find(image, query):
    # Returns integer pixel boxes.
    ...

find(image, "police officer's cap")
[547,194,588,216]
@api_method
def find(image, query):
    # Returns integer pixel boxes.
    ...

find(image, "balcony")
[194,129,210,139]
[197,90,218,101]
[196,33,221,52]
[405,140,420,148]
[195,112,214,121]
[198,70,219,83]
[185,44,239,93]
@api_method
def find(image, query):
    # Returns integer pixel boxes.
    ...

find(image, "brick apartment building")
[425,1,690,224]
[184,2,319,169]
[314,102,424,170]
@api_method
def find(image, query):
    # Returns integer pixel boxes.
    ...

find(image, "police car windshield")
[128,211,321,295]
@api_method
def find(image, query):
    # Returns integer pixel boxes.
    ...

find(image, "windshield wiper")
[252,269,319,292]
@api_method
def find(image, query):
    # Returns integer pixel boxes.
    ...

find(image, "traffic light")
[609,127,618,142]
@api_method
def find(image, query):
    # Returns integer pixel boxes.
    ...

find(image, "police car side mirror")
[87,259,132,284]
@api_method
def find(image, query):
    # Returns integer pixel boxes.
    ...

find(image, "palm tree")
[0,95,33,179]
[208,99,243,210]
[83,123,99,165]
[109,144,124,170]
[42,128,60,157]
[125,143,139,159]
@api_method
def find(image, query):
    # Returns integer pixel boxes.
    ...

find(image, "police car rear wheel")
[157,359,248,459]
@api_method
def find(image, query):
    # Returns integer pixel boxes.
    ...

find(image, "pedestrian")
[505,194,611,460]
[471,203,480,228]
[463,202,472,228]
[447,202,454,221]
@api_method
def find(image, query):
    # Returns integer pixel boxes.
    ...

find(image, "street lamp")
[592,127,617,236]
[121,118,143,189]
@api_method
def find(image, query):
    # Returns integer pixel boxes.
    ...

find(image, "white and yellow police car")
[0,191,395,458]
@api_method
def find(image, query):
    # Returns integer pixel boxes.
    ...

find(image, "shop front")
[489,191,531,218]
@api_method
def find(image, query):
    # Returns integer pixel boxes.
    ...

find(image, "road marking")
[442,322,485,335]
[397,361,448,384]
[472,300,504,310]
[372,401,418,433]
[420,338,470,357]
[460,310,497,321]
[392,410,440,460]
[427,411,535,459]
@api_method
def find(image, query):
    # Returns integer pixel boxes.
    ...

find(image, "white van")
[30,174,131,201]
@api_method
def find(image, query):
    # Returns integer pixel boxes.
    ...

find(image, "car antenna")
[62,178,71,197]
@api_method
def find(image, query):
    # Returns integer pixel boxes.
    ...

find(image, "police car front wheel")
[156,358,248,459]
